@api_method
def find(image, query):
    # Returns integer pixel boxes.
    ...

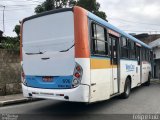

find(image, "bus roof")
[87,12,151,49]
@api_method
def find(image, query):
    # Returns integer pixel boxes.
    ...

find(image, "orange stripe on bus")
[74,6,90,58]
[91,58,117,69]
[20,22,23,61]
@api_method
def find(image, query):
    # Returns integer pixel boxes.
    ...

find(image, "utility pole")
[0,5,5,33]
[2,6,5,33]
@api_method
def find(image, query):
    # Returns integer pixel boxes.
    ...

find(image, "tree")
[76,0,107,20]
[13,24,20,39]
[1,36,20,50]
[35,0,76,13]
[34,0,107,20]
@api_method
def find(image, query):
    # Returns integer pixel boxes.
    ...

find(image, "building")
[149,38,160,78]
[134,33,160,44]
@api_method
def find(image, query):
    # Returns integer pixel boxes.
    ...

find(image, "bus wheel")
[144,73,151,86]
[121,78,131,99]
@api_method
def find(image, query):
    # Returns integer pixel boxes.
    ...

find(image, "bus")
[20,6,152,103]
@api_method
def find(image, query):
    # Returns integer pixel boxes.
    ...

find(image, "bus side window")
[130,41,136,59]
[109,37,112,56]
[91,23,109,56]
[150,51,153,62]
[136,45,141,65]
[121,37,129,59]
[142,47,148,61]
[147,50,150,61]
[146,49,148,61]
[141,47,143,61]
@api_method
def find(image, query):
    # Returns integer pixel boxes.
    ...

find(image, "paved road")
[0,82,160,119]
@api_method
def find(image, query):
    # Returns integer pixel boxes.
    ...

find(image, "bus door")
[136,45,141,84]
[141,48,148,83]
[109,35,119,94]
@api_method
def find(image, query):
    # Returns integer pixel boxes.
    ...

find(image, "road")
[0,81,160,119]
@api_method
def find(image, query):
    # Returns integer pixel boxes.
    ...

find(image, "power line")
[0,5,5,32]
[25,0,43,3]
[0,20,20,24]
[0,19,21,22]
[0,3,38,11]
[109,17,160,27]
[1,0,43,3]
[0,4,39,7]
[0,1,43,11]
[122,30,160,32]
[124,30,160,32]
[0,7,34,11]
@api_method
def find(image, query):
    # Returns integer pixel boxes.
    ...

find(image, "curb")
[151,80,160,84]
[0,98,42,107]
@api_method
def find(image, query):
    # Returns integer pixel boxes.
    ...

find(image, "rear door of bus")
[109,33,120,95]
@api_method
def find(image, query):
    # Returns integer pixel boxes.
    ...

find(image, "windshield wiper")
[59,44,75,52]
[25,51,45,55]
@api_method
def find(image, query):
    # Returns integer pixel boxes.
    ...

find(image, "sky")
[0,0,160,36]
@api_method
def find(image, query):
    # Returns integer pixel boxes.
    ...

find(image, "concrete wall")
[0,49,21,96]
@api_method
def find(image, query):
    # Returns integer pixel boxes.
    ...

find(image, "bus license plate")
[42,76,53,82]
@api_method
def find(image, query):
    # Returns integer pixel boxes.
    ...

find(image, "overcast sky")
[0,0,160,36]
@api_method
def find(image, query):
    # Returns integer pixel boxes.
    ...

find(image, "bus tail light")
[72,63,83,88]
[21,67,27,85]
[74,72,81,78]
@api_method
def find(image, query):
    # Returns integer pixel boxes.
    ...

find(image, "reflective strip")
[91,58,117,69]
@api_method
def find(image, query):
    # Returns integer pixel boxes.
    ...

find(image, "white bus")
[20,6,152,103]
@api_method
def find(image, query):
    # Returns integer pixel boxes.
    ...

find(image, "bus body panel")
[22,84,89,102]
[90,58,111,102]
[120,60,140,93]
[74,6,90,58]
[120,60,151,93]
[23,47,75,76]
[75,58,90,85]
[141,61,151,83]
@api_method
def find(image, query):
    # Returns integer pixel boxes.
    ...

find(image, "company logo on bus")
[126,64,135,72]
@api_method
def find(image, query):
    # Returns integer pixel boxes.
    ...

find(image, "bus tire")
[144,73,151,86]
[121,78,131,99]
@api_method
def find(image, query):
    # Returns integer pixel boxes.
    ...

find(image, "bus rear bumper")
[22,84,90,102]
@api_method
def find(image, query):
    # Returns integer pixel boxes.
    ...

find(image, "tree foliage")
[34,0,107,20]
[0,37,19,51]
[76,0,107,20]
[13,24,20,39]
[35,0,76,13]
[2,24,21,50]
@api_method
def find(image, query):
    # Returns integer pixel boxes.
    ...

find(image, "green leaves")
[34,0,107,20]
[13,25,20,39]
[0,37,19,51]
[0,25,21,50]
[76,0,107,20]
[35,0,74,13]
